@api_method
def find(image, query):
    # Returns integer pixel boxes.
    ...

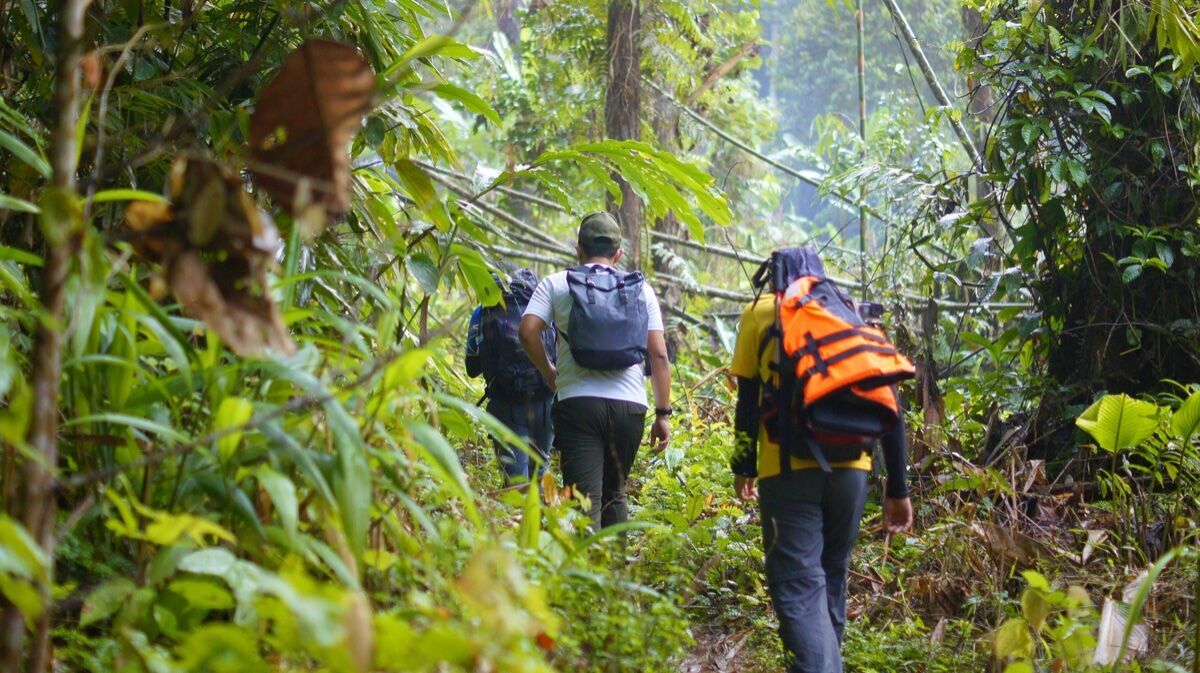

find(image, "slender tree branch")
[878,0,981,166]
[683,39,757,106]
[0,1,92,670]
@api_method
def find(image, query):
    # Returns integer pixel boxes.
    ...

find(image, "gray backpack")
[564,265,648,370]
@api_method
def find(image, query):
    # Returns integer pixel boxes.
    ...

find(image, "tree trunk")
[0,1,90,670]
[604,0,643,270]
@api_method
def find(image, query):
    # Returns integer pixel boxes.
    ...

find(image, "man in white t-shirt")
[518,212,672,528]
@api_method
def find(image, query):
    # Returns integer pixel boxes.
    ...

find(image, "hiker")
[730,248,914,673]
[518,212,672,529]
[465,267,557,486]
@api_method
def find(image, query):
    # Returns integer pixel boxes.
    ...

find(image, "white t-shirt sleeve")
[643,283,664,332]
[523,276,555,323]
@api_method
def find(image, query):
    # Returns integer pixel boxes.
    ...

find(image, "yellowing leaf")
[145,512,235,547]
[168,577,235,610]
[213,397,254,461]
[993,617,1034,659]
[1021,587,1051,631]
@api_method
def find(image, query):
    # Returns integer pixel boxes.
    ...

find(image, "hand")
[543,366,557,393]
[882,497,913,534]
[734,475,758,502]
[649,416,670,453]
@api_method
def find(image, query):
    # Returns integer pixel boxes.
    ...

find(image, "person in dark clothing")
[729,294,913,673]
[465,281,555,486]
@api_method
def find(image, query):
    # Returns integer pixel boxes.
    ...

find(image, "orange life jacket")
[780,275,915,445]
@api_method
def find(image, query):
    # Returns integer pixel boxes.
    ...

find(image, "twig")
[684,39,757,106]
[644,77,898,230]
[86,22,166,216]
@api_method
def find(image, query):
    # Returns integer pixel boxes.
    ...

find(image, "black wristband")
[655,407,674,417]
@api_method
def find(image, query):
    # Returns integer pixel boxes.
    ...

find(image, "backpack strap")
[774,292,796,475]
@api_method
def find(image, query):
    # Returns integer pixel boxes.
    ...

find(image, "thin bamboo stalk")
[656,272,754,302]
[0,1,92,670]
[427,172,572,252]
[856,0,869,300]
[878,0,982,166]
[414,160,568,213]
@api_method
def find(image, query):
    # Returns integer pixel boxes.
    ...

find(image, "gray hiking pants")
[759,468,868,673]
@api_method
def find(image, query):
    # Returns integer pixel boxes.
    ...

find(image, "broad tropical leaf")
[1075,394,1162,453]
[1170,391,1200,443]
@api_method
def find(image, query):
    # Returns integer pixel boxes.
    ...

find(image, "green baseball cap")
[577,211,622,249]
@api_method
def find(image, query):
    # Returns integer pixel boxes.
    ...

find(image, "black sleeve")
[731,376,760,478]
[465,307,483,378]
[882,412,910,499]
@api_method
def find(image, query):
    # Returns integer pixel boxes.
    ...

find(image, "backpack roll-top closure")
[564,265,649,371]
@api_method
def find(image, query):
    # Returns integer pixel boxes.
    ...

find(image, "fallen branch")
[656,273,753,303]
[661,302,717,335]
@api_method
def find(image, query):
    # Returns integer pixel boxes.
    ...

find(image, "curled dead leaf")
[249,39,375,218]
[169,250,294,358]
[123,158,294,358]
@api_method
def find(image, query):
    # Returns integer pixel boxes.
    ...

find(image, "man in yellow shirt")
[730,258,913,673]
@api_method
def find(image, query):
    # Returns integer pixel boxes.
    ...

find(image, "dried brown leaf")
[249,39,375,217]
[169,251,295,357]
[125,200,174,232]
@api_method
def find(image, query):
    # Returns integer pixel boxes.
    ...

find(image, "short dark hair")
[579,237,618,259]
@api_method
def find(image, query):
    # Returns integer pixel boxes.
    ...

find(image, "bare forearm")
[649,353,671,408]
[518,317,555,383]
[646,331,671,409]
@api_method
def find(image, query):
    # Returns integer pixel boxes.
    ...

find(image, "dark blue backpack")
[479,268,555,398]
[564,265,648,370]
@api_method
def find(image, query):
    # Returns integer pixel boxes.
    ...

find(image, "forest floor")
[461,406,1197,671]
[678,624,757,673]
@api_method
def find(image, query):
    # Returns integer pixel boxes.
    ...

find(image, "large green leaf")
[431,83,501,126]
[1075,394,1162,453]
[255,467,299,541]
[1170,391,1200,443]
[179,548,342,643]
[394,159,451,230]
